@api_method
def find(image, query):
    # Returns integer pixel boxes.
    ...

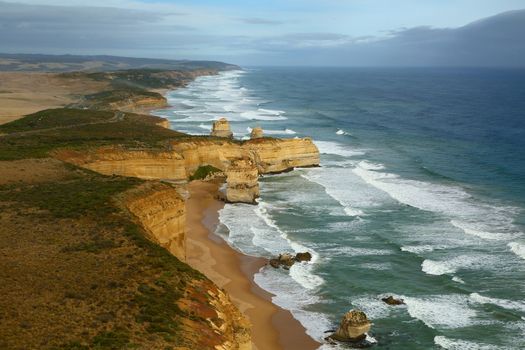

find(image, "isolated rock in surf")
[329,310,371,343]
[250,126,264,139]
[211,118,233,138]
[381,296,405,305]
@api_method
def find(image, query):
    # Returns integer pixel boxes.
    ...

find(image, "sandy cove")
[185,180,321,350]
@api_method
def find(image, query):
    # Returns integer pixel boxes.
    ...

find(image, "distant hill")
[0,53,240,72]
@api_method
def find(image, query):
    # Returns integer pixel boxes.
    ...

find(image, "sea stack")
[329,310,371,343]
[211,118,233,138]
[250,126,264,139]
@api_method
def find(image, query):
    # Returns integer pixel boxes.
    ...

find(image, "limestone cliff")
[225,158,260,204]
[180,280,251,350]
[250,127,263,139]
[211,118,233,138]
[119,181,251,349]
[122,182,186,261]
[109,95,168,113]
[56,147,187,180]
[242,137,320,174]
[55,136,319,204]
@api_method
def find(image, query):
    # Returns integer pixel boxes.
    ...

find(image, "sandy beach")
[185,181,321,350]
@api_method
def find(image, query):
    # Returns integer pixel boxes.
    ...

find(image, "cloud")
[0,1,524,67]
[235,10,525,66]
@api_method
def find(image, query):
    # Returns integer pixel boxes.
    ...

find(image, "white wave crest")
[352,160,523,243]
[434,336,502,350]
[403,294,477,329]
[508,241,525,260]
[470,292,525,312]
[314,141,365,158]
[421,255,488,276]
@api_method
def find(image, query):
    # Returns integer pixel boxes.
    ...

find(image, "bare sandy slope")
[0,72,108,124]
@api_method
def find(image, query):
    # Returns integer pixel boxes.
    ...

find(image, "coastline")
[185,180,321,350]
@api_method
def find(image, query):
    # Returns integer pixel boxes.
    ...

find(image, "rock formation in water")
[269,252,313,269]
[225,158,260,204]
[382,296,405,305]
[211,118,233,138]
[250,126,263,139]
[329,310,371,344]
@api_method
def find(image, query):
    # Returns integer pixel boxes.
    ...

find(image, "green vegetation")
[83,69,197,90]
[0,173,141,218]
[82,89,165,110]
[91,330,131,349]
[61,69,206,110]
[0,165,205,348]
[0,108,115,134]
[189,165,222,181]
[0,108,187,160]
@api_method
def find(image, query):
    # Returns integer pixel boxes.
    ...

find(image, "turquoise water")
[155,68,525,349]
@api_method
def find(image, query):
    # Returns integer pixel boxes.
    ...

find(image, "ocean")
[154,67,525,349]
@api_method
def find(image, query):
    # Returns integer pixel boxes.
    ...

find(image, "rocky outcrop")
[328,310,371,344]
[243,137,320,174]
[211,118,233,138]
[122,182,186,261]
[269,252,313,269]
[156,118,171,129]
[382,296,405,306]
[250,127,263,139]
[178,280,251,350]
[225,158,259,204]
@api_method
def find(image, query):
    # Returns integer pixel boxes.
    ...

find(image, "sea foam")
[352,160,523,244]
[470,292,525,313]
[434,336,502,350]
[314,140,365,158]
[508,241,525,260]
[403,294,477,329]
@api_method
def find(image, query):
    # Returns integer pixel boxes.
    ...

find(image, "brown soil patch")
[0,72,108,124]
[0,158,71,185]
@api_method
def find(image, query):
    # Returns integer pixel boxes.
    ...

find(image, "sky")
[1,0,525,66]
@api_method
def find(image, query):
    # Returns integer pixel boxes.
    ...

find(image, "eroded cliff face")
[56,147,187,180]
[122,182,186,261]
[55,137,319,204]
[243,137,321,174]
[110,95,168,113]
[120,181,251,349]
[180,280,251,350]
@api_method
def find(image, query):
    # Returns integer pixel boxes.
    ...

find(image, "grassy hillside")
[0,108,185,160]
[0,53,240,73]
[0,108,245,349]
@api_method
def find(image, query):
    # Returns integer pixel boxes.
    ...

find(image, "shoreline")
[185,180,321,350]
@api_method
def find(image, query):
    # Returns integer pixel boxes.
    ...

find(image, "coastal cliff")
[56,135,320,204]
[243,137,321,174]
[122,182,186,261]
